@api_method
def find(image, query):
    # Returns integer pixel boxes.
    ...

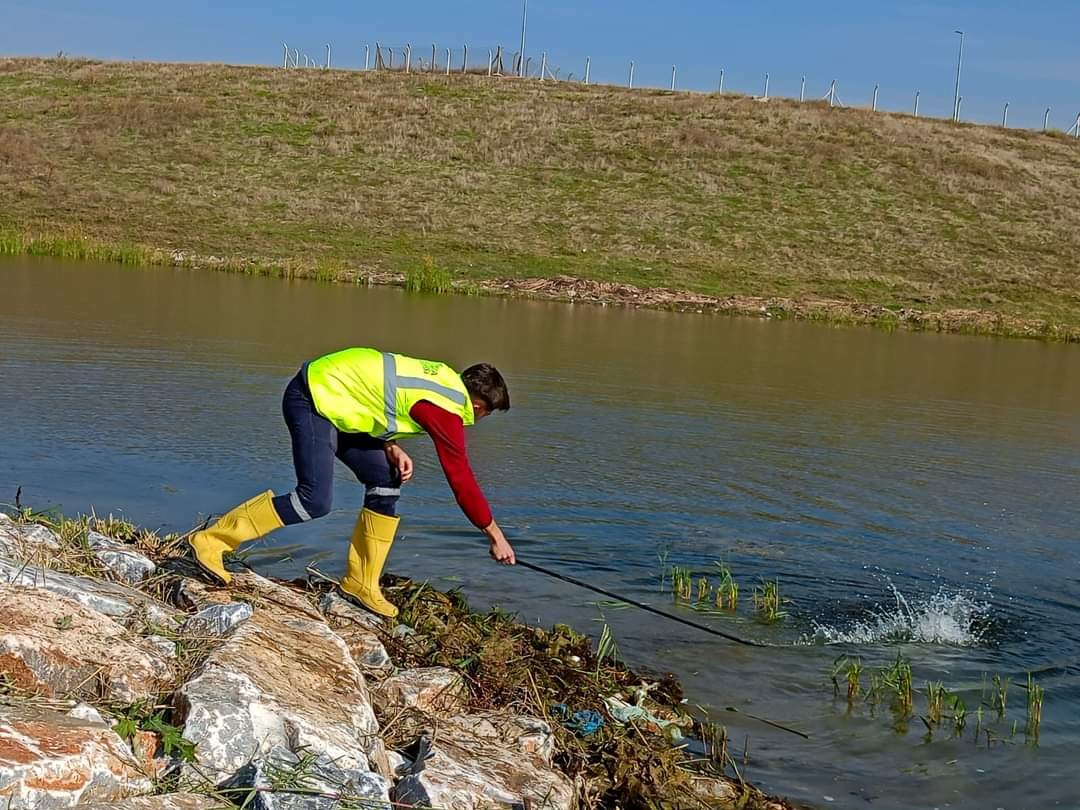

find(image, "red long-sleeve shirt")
[409,400,492,529]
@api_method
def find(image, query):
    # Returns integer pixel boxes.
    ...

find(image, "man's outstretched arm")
[410,400,516,564]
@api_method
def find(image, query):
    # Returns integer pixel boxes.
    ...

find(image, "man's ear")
[471,396,490,419]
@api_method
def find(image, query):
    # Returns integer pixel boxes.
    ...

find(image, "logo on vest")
[420,361,442,376]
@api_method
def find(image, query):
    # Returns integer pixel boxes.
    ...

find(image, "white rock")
[175,608,387,785]
[87,530,157,584]
[0,514,60,559]
[218,746,389,809]
[80,795,228,809]
[0,703,152,808]
[67,703,107,726]
[180,602,253,637]
[392,719,573,810]
[0,558,179,630]
[147,635,178,658]
[318,592,391,677]
[318,592,384,631]
[445,713,557,764]
[0,584,175,703]
[374,667,465,719]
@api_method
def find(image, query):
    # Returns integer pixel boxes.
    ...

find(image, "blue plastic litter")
[551,703,605,737]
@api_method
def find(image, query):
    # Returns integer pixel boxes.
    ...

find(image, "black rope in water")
[517,559,767,648]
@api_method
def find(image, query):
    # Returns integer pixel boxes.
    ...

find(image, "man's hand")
[384,442,414,483]
[483,520,516,565]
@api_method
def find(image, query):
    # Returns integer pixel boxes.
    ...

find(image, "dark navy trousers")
[271,367,401,525]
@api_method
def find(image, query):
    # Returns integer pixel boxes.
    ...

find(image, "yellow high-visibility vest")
[305,347,475,438]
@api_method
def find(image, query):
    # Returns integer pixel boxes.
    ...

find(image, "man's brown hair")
[461,363,510,412]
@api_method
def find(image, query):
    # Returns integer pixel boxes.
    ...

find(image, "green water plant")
[696,576,710,604]
[712,562,739,611]
[949,693,967,737]
[991,674,1010,719]
[1025,672,1044,743]
[867,651,914,721]
[670,566,693,602]
[830,655,864,703]
[752,578,786,623]
[596,621,621,672]
[924,681,946,727]
[405,256,452,294]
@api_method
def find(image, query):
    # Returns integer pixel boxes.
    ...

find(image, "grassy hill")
[2,57,1079,339]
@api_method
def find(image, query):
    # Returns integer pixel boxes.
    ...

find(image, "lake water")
[2,257,1078,809]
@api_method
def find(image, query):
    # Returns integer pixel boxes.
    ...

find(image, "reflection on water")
[2,257,1079,809]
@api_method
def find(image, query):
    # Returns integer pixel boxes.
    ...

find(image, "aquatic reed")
[924,681,946,727]
[405,256,452,294]
[991,674,1010,719]
[752,578,785,623]
[713,562,739,610]
[949,693,967,737]
[830,655,863,703]
[696,576,710,604]
[670,566,693,602]
[1025,672,1044,742]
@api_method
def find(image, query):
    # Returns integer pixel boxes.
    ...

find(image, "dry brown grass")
[2,56,1079,335]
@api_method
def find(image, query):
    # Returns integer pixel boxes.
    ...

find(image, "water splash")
[808,585,991,646]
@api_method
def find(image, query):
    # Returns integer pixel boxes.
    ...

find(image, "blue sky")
[3,1,1079,130]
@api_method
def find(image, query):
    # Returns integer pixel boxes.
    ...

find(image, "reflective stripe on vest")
[378,352,470,438]
[306,348,474,438]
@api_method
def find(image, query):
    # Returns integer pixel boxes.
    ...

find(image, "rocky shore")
[0,510,791,809]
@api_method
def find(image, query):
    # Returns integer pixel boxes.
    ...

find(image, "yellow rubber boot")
[339,508,401,618]
[188,490,283,584]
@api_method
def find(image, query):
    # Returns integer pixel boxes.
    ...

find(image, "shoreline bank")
[3,231,1076,342]
[0,507,793,809]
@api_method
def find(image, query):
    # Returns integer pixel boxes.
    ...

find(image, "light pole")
[518,0,528,77]
[952,30,964,122]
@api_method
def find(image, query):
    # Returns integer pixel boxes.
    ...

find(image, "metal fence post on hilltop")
[628,61,635,88]
[1001,103,1009,127]
[671,65,677,91]
[518,0,527,76]
[1043,107,1051,131]
[718,68,724,94]
[584,56,591,85]
[913,90,920,117]
[872,84,879,111]
[800,75,805,102]
[763,72,770,100]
